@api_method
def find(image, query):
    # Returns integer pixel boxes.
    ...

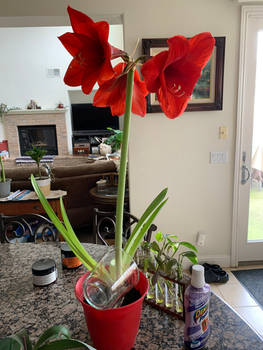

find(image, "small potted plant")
[0,156,11,198]
[26,146,51,196]
[104,128,123,153]
[0,325,94,349]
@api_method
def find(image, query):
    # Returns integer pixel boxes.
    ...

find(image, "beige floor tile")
[232,306,263,338]
[217,283,258,307]
[224,271,239,284]
[209,284,223,298]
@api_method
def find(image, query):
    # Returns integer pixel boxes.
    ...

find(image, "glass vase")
[164,280,175,308]
[154,275,165,304]
[83,247,139,310]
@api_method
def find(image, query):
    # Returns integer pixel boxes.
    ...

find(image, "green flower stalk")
[115,68,134,276]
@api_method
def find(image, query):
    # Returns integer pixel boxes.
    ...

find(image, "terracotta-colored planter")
[75,271,148,350]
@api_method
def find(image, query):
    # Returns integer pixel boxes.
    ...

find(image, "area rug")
[232,269,263,308]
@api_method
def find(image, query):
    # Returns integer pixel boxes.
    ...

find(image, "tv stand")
[72,130,112,154]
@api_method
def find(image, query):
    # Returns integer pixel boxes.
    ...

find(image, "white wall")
[0,0,242,265]
[0,24,124,151]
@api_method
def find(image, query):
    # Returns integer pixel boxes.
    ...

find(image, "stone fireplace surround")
[3,109,68,158]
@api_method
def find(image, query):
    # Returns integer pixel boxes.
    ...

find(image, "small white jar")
[32,258,57,286]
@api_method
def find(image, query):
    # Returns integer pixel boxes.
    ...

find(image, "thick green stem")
[115,68,134,277]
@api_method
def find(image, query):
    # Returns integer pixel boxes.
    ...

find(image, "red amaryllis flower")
[93,63,148,117]
[141,32,215,118]
[58,6,125,94]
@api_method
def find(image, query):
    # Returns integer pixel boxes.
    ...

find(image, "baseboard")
[197,255,231,268]
[182,255,231,270]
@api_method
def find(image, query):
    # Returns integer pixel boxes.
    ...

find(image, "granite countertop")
[0,243,263,350]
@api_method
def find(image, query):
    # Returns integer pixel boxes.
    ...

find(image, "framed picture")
[142,36,225,112]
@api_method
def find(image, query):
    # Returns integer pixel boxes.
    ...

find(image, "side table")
[0,190,67,242]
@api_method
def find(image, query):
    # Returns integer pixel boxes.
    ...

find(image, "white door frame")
[231,5,263,267]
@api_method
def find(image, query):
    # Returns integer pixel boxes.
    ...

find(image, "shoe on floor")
[189,263,229,283]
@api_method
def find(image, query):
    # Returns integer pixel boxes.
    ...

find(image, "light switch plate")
[210,151,228,164]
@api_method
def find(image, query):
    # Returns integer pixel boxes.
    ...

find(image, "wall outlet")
[210,151,228,164]
[196,232,206,247]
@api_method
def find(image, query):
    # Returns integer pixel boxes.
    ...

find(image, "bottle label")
[184,299,210,349]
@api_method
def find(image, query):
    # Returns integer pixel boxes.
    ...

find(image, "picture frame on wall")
[142,36,225,113]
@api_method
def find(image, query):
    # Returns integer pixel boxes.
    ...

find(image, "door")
[233,6,263,264]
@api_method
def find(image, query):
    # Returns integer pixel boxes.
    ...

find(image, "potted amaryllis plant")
[31,6,215,350]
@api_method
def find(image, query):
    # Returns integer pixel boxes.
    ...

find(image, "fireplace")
[2,109,69,158]
[18,125,58,156]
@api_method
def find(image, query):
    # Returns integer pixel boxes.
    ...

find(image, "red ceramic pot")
[75,271,148,350]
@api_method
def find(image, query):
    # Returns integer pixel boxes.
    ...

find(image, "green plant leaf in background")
[34,325,70,349]
[179,251,198,265]
[0,327,95,350]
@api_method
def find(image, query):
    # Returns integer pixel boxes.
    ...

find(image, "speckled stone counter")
[1,243,263,349]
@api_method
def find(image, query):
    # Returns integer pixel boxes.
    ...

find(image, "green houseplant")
[31,6,215,350]
[0,325,94,350]
[104,128,123,153]
[140,232,198,313]
[0,156,11,198]
[26,146,51,196]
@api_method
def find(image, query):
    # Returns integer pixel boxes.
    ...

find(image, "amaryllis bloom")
[141,32,215,118]
[93,63,148,117]
[58,6,125,94]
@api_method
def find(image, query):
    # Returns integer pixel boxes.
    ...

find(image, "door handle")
[241,165,250,185]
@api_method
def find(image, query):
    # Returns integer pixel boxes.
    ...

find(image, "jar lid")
[61,242,75,256]
[32,258,56,276]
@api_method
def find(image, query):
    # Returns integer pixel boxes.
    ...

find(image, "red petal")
[64,59,84,86]
[94,21,110,43]
[58,32,89,57]
[141,51,168,92]
[67,6,95,37]
[188,32,215,68]
[81,69,100,94]
[165,35,189,69]
[158,88,190,118]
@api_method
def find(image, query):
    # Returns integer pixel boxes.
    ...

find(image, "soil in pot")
[121,287,141,307]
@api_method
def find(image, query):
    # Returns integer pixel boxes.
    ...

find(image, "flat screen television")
[71,103,119,132]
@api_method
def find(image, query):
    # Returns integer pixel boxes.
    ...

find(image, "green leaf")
[150,241,161,253]
[37,339,94,350]
[13,329,32,350]
[0,338,22,350]
[179,241,198,253]
[34,326,70,350]
[155,232,163,242]
[164,258,177,275]
[30,175,97,271]
[124,188,168,257]
[180,251,198,264]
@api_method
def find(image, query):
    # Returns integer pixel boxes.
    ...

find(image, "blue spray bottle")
[184,265,211,349]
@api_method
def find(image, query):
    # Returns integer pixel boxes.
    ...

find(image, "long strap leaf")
[124,188,168,257]
[124,198,168,265]
[31,175,96,271]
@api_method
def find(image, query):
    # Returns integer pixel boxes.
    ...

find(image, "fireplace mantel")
[3,109,69,158]
[7,109,67,115]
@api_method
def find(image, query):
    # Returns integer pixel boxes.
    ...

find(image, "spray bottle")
[184,265,211,349]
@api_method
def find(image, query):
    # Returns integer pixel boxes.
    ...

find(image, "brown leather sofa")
[5,159,117,228]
